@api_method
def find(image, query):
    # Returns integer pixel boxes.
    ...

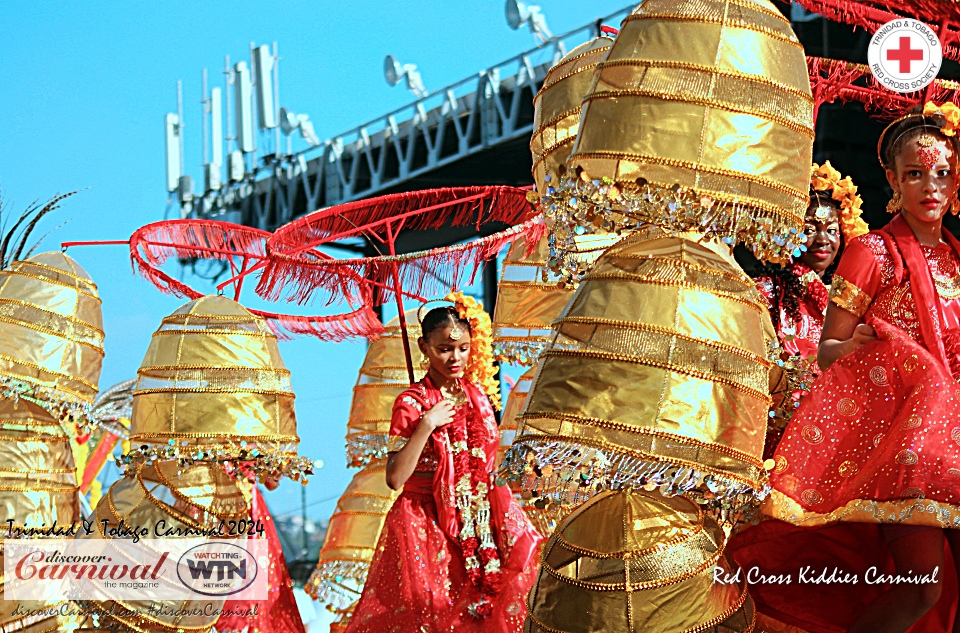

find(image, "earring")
[419,355,430,370]
[886,191,902,214]
[952,197,960,216]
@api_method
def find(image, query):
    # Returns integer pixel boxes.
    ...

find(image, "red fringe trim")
[257,216,546,307]
[795,0,960,62]
[130,220,383,341]
[808,56,960,123]
[268,186,534,254]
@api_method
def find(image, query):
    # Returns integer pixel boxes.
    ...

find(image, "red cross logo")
[886,36,925,74]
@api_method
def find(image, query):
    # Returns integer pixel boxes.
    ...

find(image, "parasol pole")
[385,220,416,384]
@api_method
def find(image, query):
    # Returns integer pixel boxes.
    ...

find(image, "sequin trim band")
[829,275,872,317]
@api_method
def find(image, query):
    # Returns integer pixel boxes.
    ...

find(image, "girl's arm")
[385,400,454,490]
[817,303,877,371]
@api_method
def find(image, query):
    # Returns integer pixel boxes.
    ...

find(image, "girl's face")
[798,201,841,275]
[418,323,470,382]
[887,134,959,226]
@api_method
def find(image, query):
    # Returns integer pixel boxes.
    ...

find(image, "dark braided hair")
[420,306,471,340]
[757,199,843,333]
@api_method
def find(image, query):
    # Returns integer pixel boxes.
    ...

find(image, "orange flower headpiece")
[444,291,502,411]
[810,161,868,243]
[923,101,960,137]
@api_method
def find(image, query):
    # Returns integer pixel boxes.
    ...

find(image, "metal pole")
[301,484,308,554]
[386,221,416,384]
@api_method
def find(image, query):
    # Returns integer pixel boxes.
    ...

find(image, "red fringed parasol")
[121,187,540,382]
[129,219,384,341]
[807,56,960,122]
[252,186,538,306]
[799,0,960,120]
[243,186,540,382]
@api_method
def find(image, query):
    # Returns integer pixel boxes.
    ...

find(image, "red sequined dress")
[728,215,960,633]
[344,376,542,633]
[755,263,829,362]
[768,216,960,526]
[755,264,828,459]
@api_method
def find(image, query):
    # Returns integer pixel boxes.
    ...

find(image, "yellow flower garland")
[810,161,868,243]
[923,101,960,137]
[445,291,502,411]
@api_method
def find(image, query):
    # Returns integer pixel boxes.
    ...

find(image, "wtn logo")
[185,559,247,581]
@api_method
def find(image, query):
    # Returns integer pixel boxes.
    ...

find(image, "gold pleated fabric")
[76,461,249,633]
[531,36,613,196]
[545,0,813,269]
[0,398,78,530]
[525,489,755,633]
[494,233,620,366]
[502,227,778,523]
[0,251,101,633]
[0,406,83,632]
[0,252,103,407]
[494,236,572,365]
[571,0,813,223]
[304,465,399,609]
[129,295,301,468]
[346,311,424,468]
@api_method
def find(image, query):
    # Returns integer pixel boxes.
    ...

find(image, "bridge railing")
[190,5,634,231]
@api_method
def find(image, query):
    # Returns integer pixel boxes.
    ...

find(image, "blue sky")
[0,1,631,524]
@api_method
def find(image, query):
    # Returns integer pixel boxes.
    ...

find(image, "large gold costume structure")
[507,228,777,520]
[495,34,619,365]
[526,490,754,633]
[0,252,104,411]
[507,0,813,629]
[0,251,104,633]
[78,295,305,632]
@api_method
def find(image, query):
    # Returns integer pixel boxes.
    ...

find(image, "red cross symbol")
[887,36,924,74]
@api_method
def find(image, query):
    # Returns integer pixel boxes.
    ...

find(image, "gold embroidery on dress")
[926,247,960,300]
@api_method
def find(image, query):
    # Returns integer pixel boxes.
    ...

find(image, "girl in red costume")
[756,162,866,362]
[754,162,867,459]
[345,293,542,633]
[739,103,960,633]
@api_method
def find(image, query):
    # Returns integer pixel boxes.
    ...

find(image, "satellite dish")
[505,0,524,29]
[384,55,402,86]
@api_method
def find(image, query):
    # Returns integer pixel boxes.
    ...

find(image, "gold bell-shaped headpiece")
[545,0,814,273]
[304,465,399,610]
[502,227,778,521]
[526,489,755,633]
[346,310,424,468]
[0,252,104,419]
[531,35,613,196]
[127,295,310,481]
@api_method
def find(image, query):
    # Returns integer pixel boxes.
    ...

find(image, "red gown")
[216,486,306,633]
[768,217,960,525]
[344,376,542,633]
[755,263,828,363]
[730,215,960,632]
[756,264,828,459]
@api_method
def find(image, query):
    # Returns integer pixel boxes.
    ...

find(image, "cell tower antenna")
[202,69,209,166]
[177,80,184,179]
[224,55,234,150]
[273,41,281,158]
